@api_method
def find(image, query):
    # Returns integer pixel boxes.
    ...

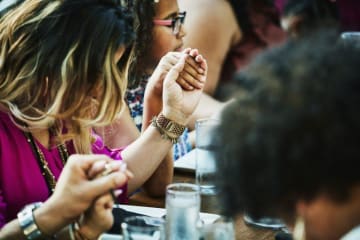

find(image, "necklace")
[23,131,69,194]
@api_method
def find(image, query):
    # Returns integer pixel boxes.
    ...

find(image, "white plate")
[174,149,196,172]
[100,204,221,239]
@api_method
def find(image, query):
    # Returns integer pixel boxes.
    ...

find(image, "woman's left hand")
[76,192,118,239]
[162,49,208,125]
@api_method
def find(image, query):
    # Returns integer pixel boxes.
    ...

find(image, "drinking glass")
[243,213,286,231]
[165,183,201,240]
[340,31,360,48]
[195,118,219,196]
[198,217,235,240]
[121,216,165,240]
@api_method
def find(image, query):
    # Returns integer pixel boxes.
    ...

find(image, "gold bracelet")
[151,113,186,143]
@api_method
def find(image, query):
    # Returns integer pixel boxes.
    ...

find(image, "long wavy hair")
[0,0,134,153]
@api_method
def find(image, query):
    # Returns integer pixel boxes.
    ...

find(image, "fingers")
[178,71,205,90]
[67,154,112,173]
[184,55,205,75]
[87,170,129,197]
[94,193,114,210]
[164,55,186,85]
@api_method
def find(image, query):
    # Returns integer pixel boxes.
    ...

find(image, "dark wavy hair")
[213,30,360,220]
[128,0,156,87]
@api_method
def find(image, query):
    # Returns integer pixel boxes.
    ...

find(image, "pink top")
[0,111,127,227]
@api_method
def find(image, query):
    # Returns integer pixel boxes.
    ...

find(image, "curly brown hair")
[128,0,156,87]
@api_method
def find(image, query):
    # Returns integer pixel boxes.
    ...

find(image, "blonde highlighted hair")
[0,0,134,153]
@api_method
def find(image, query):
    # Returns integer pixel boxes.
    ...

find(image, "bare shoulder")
[179,0,240,40]
[179,0,235,26]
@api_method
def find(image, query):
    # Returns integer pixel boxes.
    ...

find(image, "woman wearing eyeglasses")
[97,0,223,167]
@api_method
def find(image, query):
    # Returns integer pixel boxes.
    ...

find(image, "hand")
[148,48,205,96]
[177,49,206,91]
[162,49,208,125]
[36,155,132,235]
[76,192,120,239]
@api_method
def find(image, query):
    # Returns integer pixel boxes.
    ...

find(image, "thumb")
[164,55,186,85]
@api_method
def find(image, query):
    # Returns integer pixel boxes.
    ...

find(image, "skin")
[294,187,360,240]
[178,0,242,95]
[0,155,132,239]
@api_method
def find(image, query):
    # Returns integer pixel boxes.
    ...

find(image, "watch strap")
[151,113,186,143]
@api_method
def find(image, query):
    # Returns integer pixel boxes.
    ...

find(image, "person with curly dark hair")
[214,31,360,240]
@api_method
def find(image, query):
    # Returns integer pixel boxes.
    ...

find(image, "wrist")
[151,112,186,143]
[162,109,188,126]
[33,199,69,236]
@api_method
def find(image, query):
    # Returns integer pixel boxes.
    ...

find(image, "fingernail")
[101,163,113,176]
[114,189,123,197]
[198,68,204,74]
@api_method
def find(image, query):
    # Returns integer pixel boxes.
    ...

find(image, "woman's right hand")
[34,155,132,236]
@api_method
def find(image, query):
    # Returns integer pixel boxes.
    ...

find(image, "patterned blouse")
[126,75,192,160]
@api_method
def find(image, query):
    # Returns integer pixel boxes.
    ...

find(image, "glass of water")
[165,183,201,240]
[198,217,235,240]
[340,31,360,48]
[121,216,165,240]
[195,118,219,196]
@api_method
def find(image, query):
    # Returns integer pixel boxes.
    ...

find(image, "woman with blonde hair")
[0,0,206,238]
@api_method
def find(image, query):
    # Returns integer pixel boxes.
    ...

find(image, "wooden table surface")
[129,170,279,240]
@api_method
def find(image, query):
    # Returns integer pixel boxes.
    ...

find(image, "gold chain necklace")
[24,131,69,194]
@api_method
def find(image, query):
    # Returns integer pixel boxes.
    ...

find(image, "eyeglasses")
[153,11,186,35]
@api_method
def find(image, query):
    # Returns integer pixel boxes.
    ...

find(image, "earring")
[293,216,306,240]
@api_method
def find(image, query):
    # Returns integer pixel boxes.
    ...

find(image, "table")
[129,170,279,240]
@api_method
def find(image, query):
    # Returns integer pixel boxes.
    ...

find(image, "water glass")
[121,216,165,240]
[243,213,286,231]
[165,183,201,240]
[341,31,360,48]
[199,217,235,240]
[195,118,219,195]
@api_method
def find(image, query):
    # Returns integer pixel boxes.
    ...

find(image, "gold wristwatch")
[152,113,186,143]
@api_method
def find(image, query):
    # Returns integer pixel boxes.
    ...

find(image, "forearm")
[121,125,173,194]
[0,200,68,239]
[142,150,173,197]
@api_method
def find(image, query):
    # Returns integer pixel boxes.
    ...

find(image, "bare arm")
[123,52,207,196]
[179,0,242,96]
[95,107,140,149]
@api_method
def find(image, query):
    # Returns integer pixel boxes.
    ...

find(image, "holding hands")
[34,155,132,238]
[144,48,208,126]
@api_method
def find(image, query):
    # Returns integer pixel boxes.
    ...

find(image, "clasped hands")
[35,155,133,239]
[145,48,208,126]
